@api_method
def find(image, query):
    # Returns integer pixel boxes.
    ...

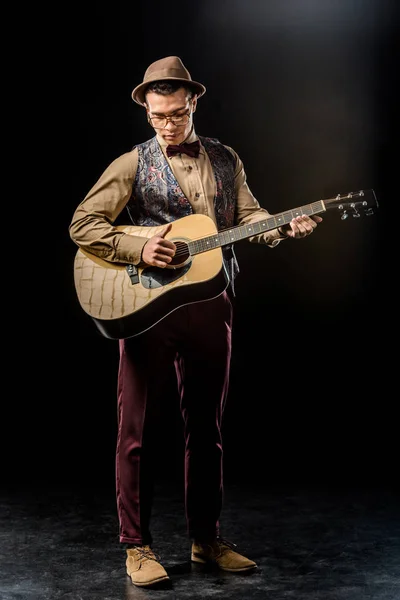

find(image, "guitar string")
[157,191,372,258]
[167,214,294,258]
[169,212,313,258]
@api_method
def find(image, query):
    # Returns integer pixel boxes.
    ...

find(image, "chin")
[164,135,182,143]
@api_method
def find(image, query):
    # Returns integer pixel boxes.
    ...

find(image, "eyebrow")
[150,105,188,117]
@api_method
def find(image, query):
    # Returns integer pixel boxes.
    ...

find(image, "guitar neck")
[189,200,326,255]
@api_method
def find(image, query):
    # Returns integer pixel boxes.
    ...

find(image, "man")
[69,56,322,588]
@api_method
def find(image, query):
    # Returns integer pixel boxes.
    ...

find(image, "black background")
[5,1,397,491]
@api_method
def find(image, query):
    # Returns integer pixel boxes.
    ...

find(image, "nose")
[164,119,177,130]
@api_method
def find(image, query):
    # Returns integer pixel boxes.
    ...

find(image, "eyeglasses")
[148,108,191,129]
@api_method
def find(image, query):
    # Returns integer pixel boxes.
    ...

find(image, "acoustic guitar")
[73,189,378,340]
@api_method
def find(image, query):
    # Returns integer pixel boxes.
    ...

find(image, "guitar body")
[73,214,228,339]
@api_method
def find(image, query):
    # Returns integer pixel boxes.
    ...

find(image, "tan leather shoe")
[126,545,170,587]
[191,538,257,572]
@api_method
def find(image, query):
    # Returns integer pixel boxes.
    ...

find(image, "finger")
[158,239,176,254]
[152,258,171,268]
[293,217,311,236]
[159,223,173,238]
[148,249,174,266]
[302,216,317,231]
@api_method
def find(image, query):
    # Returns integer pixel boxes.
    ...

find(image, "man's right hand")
[141,223,176,267]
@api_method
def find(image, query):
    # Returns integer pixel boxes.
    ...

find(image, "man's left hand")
[282,215,323,239]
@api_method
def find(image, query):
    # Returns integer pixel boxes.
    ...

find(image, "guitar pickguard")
[141,262,192,289]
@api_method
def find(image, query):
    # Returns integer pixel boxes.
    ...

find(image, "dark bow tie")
[166,140,200,159]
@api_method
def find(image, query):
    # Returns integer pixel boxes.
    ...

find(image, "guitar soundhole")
[170,240,190,268]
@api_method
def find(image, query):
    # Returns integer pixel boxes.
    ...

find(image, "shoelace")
[133,546,161,562]
[216,537,237,551]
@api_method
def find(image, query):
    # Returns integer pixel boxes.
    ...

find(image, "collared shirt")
[69,129,286,265]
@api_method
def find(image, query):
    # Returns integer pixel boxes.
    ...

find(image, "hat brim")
[131,77,206,106]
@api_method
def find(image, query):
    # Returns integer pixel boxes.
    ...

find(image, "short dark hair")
[144,80,196,100]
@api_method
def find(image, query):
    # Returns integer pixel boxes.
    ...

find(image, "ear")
[191,95,198,112]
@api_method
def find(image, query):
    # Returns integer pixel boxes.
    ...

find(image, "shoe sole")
[129,574,170,587]
[191,555,257,572]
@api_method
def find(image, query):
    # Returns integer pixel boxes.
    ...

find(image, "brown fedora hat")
[131,56,206,106]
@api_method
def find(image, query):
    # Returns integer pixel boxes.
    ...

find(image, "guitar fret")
[189,200,325,255]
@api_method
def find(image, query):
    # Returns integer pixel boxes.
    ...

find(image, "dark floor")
[1,481,399,600]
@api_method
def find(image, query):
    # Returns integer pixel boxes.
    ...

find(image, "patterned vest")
[126,135,240,287]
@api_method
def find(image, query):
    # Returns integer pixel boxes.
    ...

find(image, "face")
[145,88,197,145]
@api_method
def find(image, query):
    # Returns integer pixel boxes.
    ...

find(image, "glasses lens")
[171,115,190,126]
[150,117,167,128]
[149,113,190,129]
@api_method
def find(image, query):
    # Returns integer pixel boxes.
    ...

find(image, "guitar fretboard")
[188,200,325,255]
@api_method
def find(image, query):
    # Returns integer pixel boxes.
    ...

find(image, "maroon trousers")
[116,292,233,545]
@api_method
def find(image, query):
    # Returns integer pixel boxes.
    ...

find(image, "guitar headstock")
[324,189,378,220]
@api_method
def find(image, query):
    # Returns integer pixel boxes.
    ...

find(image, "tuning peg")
[351,204,360,218]
[341,210,348,220]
